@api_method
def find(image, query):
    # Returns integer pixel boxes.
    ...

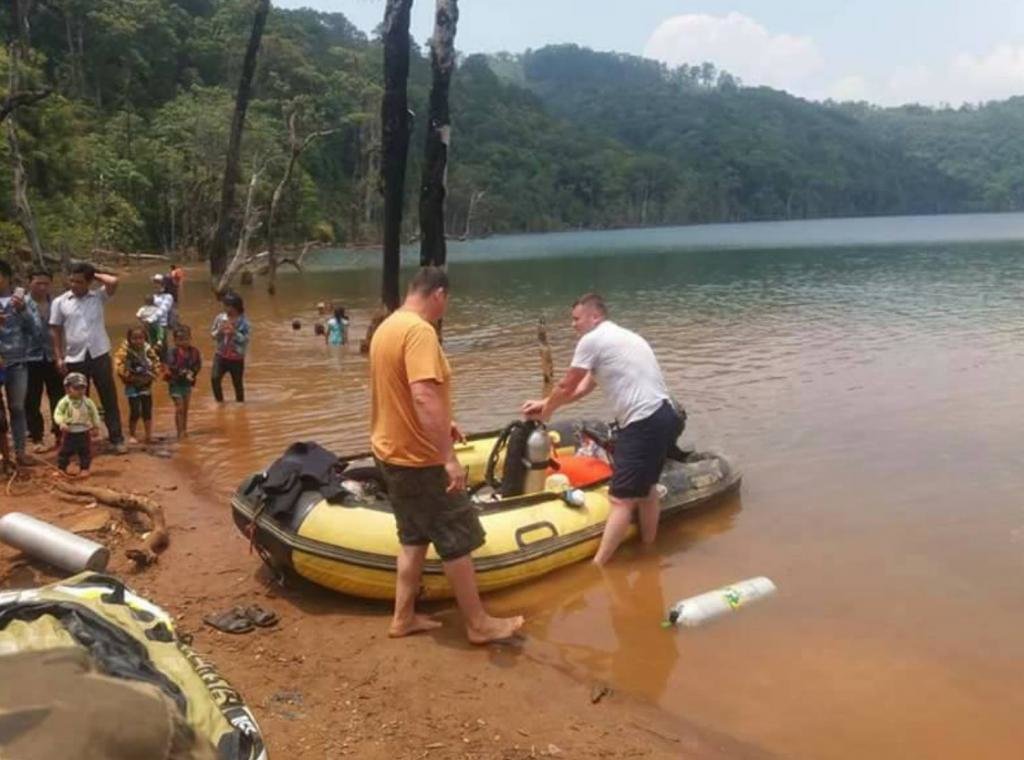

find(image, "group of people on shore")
[0,260,251,476]
[370,267,682,644]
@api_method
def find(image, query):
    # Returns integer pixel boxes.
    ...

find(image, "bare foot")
[388,614,443,638]
[466,614,525,645]
[129,436,139,445]
[77,469,91,479]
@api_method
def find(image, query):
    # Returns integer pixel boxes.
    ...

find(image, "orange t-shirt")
[370,309,451,467]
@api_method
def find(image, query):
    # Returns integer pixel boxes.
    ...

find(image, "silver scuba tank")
[523,425,552,494]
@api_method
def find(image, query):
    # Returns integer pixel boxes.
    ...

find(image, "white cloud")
[950,45,1024,100]
[827,74,869,102]
[643,12,824,92]
[644,12,1024,107]
[862,47,1024,106]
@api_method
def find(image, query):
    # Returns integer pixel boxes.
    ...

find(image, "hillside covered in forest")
[2,1,1024,258]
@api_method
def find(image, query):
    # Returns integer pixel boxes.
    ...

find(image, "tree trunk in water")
[464,189,484,239]
[379,0,413,310]
[208,0,270,279]
[266,111,336,295]
[216,165,264,294]
[419,0,458,267]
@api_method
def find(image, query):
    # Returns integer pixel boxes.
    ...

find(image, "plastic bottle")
[666,576,777,627]
[0,512,109,573]
[544,473,570,492]
[562,488,586,508]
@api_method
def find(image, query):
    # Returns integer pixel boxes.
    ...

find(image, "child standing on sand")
[53,372,100,477]
[164,325,202,439]
[114,326,161,445]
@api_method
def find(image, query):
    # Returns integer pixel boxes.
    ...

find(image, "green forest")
[3,0,1024,261]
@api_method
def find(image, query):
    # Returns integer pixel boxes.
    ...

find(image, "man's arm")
[50,325,66,372]
[410,379,465,492]
[523,367,593,421]
[94,272,118,297]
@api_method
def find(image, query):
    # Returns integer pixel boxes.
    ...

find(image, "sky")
[274,0,1024,106]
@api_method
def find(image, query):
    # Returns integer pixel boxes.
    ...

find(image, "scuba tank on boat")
[486,420,554,497]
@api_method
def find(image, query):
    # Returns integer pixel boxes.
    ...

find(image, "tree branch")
[0,88,52,125]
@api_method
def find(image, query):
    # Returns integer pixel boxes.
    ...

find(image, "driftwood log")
[54,482,169,564]
[538,317,555,396]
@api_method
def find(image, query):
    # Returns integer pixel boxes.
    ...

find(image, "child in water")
[136,295,163,348]
[210,292,249,403]
[325,307,349,346]
[114,326,162,445]
[164,325,202,439]
[53,372,100,477]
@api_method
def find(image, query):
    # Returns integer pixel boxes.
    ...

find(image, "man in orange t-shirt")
[370,267,524,645]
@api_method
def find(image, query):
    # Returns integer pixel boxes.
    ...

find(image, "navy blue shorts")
[610,401,684,499]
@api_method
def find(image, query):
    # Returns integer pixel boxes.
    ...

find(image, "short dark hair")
[0,260,11,280]
[408,266,449,297]
[69,262,96,280]
[127,325,146,339]
[573,292,607,316]
[222,292,244,313]
[28,269,52,281]
[173,324,192,339]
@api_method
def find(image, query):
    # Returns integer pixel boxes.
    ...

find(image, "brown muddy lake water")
[106,214,1024,759]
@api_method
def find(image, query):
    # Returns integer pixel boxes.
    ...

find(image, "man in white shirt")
[522,293,684,565]
[49,262,127,454]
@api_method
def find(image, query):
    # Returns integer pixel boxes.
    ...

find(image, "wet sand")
[0,450,766,759]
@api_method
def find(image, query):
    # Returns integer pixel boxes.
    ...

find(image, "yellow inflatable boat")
[231,420,740,600]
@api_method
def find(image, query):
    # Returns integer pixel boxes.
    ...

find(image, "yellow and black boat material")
[0,572,267,760]
[231,420,741,600]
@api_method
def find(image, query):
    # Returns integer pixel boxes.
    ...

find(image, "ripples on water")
[106,225,1024,759]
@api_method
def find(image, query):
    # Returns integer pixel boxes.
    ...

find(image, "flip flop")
[243,604,278,627]
[203,607,255,634]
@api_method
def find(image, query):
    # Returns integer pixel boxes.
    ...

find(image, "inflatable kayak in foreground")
[231,419,741,600]
[0,572,267,760]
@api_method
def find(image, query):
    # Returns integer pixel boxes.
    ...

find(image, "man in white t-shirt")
[522,293,684,565]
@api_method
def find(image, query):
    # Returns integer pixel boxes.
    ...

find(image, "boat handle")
[514,521,558,549]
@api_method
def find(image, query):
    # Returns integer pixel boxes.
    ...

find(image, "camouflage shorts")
[376,459,486,562]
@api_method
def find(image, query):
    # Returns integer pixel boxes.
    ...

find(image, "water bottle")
[666,576,777,627]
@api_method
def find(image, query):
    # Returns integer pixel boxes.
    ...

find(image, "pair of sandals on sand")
[203,604,278,634]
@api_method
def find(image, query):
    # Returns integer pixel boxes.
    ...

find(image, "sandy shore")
[0,442,766,759]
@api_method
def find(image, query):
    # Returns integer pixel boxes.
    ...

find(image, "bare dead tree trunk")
[419,0,458,267]
[464,188,485,238]
[216,164,264,294]
[208,0,270,279]
[267,110,336,295]
[379,0,413,311]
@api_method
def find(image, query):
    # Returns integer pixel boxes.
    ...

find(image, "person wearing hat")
[52,372,100,477]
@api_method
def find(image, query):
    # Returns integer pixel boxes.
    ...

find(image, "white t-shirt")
[49,288,112,362]
[571,320,670,427]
